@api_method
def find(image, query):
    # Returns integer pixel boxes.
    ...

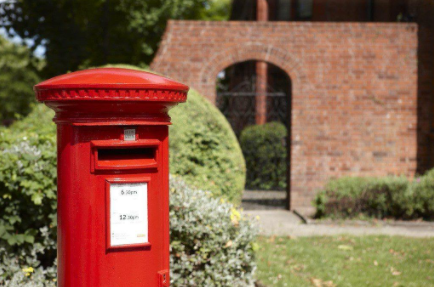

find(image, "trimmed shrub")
[169,176,256,286]
[314,172,434,220]
[103,64,246,203]
[169,89,245,203]
[239,122,287,190]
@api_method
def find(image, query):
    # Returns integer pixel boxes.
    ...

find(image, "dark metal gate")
[217,77,289,136]
[217,75,291,209]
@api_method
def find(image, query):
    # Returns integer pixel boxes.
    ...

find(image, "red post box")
[34,68,188,287]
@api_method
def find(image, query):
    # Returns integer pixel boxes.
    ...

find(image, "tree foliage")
[0,0,230,77]
[0,35,42,124]
[199,0,231,20]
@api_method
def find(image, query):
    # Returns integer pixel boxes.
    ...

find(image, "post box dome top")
[34,68,189,102]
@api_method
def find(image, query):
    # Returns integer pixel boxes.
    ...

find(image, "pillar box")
[34,68,188,287]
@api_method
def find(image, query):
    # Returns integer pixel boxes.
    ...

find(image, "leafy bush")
[314,172,434,220]
[0,35,43,125]
[239,122,287,190]
[0,105,56,252]
[170,176,256,286]
[0,228,57,286]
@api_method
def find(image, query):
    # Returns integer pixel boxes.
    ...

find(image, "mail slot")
[34,68,188,287]
[98,148,155,164]
[91,139,160,172]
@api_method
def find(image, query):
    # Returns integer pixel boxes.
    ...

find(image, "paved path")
[243,210,434,238]
[241,190,286,210]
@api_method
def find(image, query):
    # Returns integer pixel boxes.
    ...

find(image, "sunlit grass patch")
[256,235,434,287]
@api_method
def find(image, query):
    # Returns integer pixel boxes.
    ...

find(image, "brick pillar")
[257,0,268,21]
[256,61,268,125]
[256,0,268,125]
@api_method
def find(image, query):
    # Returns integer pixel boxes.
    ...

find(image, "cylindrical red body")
[34,68,188,287]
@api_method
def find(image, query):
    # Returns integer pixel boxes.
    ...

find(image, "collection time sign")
[108,181,149,247]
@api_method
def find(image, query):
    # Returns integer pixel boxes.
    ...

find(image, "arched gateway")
[151,20,418,215]
[197,43,309,103]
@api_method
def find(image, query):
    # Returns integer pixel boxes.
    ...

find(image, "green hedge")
[314,171,434,220]
[239,122,287,190]
[412,169,434,218]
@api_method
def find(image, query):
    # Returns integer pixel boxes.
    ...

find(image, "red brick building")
[151,0,433,215]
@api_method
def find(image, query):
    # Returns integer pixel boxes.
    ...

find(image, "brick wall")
[151,21,418,214]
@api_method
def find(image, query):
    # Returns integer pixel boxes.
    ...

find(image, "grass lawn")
[256,235,434,287]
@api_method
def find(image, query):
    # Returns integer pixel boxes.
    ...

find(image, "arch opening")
[216,60,292,210]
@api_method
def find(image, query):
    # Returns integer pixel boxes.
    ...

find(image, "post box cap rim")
[34,68,189,102]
